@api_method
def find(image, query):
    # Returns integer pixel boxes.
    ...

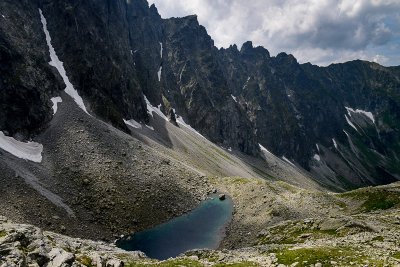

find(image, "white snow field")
[0,131,43,163]
[39,9,89,114]
[51,96,62,115]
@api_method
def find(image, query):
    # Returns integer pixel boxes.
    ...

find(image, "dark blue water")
[116,194,234,260]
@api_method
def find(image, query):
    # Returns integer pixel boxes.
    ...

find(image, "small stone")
[300,233,311,238]
[106,258,123,267]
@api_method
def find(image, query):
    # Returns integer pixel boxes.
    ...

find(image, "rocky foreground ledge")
[0,216,145,266]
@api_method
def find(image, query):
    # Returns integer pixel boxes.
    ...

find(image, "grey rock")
[48,248,74,267]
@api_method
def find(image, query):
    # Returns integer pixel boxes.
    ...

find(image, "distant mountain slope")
[0,0,399,190]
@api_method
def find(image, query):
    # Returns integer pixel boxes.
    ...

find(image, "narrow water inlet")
[116,194,234,260]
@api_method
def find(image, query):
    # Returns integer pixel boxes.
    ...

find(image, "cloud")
[372,54,389,64]
[149,0,400,66]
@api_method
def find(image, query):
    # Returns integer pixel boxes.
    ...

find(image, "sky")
[148,0,400,67]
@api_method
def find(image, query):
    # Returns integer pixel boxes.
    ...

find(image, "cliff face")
[0,0,399,188]
[0,0,62,138]
[219,42,400,188]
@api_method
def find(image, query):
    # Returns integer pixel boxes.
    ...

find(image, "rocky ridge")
[1,0,399,188]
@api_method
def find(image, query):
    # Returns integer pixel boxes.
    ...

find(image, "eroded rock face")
[0,0,62,138]
[218,43,400,187]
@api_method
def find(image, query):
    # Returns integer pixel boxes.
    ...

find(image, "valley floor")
[2,180,400,266]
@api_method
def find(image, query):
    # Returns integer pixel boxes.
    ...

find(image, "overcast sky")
[148,0,400,66]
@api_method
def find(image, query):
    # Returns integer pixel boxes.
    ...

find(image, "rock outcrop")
[0,217,145,266]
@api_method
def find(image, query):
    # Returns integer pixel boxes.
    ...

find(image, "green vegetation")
[125,258,261,267]
[126,259,204,267]
[0,231,6,237]
[76,254,94,266]
[210,146,238,164]
[46,235,56,246]
[185,250,219,262]
[224,177,251,184]
[276,181,297,194]
[341,187,400,212]
[391,251,400,259]
[250,166,277,181]
[372,236,384,242]
[255,222,339,245]
[272,247,379,266]
[214,262,260,266]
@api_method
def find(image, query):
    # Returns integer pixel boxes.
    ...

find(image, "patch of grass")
[273,247,382,266]
[341,187,400,212]
[46,235,56,246]
[255,223,339,245]
[333,199,347,210]
[275,247,342,266]
[250,166,277,181]
[0,231,6,238]
[214,262,260,266]
[76,254,94,266]
[392,251,400,259]
[224,177,251,184]
[127,259,204,266]
[61,246,72,253]
[276,181,297,193]
[210,146,238,165]
[372,236,384,242]
[185,250,219,262]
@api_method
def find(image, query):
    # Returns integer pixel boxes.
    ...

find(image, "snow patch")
[51,97,62,115]
[146,125,154,131]
[259,143,273,155]
[0,131,43,163]
[282,156,296,167]
[174,109,205,138]
[144,95,168,121]
[316,144,320,152]
[39,9,88,114]
[228,147,232,152]
[1,15,5,19]
[231,94,237,103]
[343,130,359,156]
[345,115,359,133]
[159,42,163,58]
[157,66,162,82]
[332,138,338,149]
[313,154,321,161]
[243,77,250,89]
[130,50,133,55]
[123,119,142,129]
[345,107,375,124]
